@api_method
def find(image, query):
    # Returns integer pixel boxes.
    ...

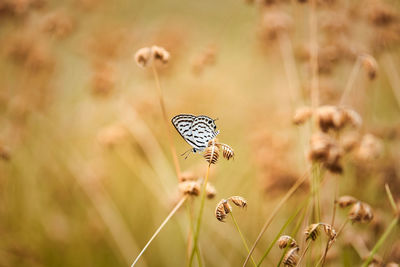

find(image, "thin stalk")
[132,196,188,267]
[296,240,311,267]
[243,170,309,267]
[316,218,349,266]
[258,197,309,267]
[309,0,319,109]
[277,199,310,267]
[151,63,181,179]
[188,153,214,267]
[278,32,301,108]
[186,200,203,267]
[331,179,339,227]
[312,164,321,223]
[385,183,398,214]
[361,216,399,267]
[381,53,400,109]
[339,57,361,106]
[230,212,257,267]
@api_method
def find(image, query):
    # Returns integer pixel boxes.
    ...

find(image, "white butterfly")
[171,114,219,154]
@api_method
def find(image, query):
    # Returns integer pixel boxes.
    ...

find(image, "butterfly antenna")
[181,149,192,160]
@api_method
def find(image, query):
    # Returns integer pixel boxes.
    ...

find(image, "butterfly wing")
[171,114,202,150]
[191,115,219,152]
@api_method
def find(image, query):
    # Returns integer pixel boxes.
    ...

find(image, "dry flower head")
[349,201,374,223]
[277,235,298,249]
[283,247,299,267]
[134,45,170,68]
[229,196,247,208]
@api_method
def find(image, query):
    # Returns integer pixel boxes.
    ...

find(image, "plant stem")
[186,200,203,267]
[381,53,400,109]
[385,183,398,215]
[151,63,181,179]
[340,57,361,106]
[361,216,399,267]
[229,212,257,267]
[132,196,188,267]
[188,162,213,266]
[278,32,300,108]
[296,240,311,267]
[243,170,309,267]
[259,197,309,267]
[309,0,319,109]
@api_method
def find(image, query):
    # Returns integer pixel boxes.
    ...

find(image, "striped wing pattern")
[171,114,219,153]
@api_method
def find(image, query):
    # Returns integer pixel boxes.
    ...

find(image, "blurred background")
[0,0,400,266]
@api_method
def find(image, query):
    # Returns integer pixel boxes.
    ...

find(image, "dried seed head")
[321,223,337,241]
[315,106,362,132]
[134,45,170,68]
[178,181,201,196]
[203,145,220,164]
[221,143,235,160]
[283,247,299,267]
[361,54,378,80]
[293,106,313,125]
[151,45,170,64]
[206,183,217,199]
[336,195,358,208]
[134,47,152,68]
[179,171,198,182]
[229,196,247,208]
[308,132,343,173]
[278,235,298,249]
[215,199,231,222]
[305,223,320,241]
[355,134,383,161]
[349,201,374,223]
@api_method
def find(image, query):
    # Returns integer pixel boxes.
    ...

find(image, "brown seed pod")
[321,223,337,241]
[283,247,299,267]
[308,132,343,173]
[305,223,320,241]
[336,195,358,208]
[293,106,313,125]
[315,106,362,132]
[203,145,220,164]
[134,47,152,68]
[229,196,247,208]
[178,181,200,196]
[277,235,298,249]
[349,201,374,223]
[134,45,170,68]
[215,199,231,222]
[151,45,170,64]
[221,143,235,160]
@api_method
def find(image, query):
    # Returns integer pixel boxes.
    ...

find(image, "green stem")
[188,163,212,267]
[361,217,399,267]
[230,212,257,267]
[385,184,398,215]
[243,170,309,267]
[186,201,203,267]
[258,197,309,266]
[277,198,310,267]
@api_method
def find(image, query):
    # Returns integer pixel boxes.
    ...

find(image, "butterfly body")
[171,114,219,153]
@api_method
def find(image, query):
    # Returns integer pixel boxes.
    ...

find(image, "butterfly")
[171,114,219,155]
